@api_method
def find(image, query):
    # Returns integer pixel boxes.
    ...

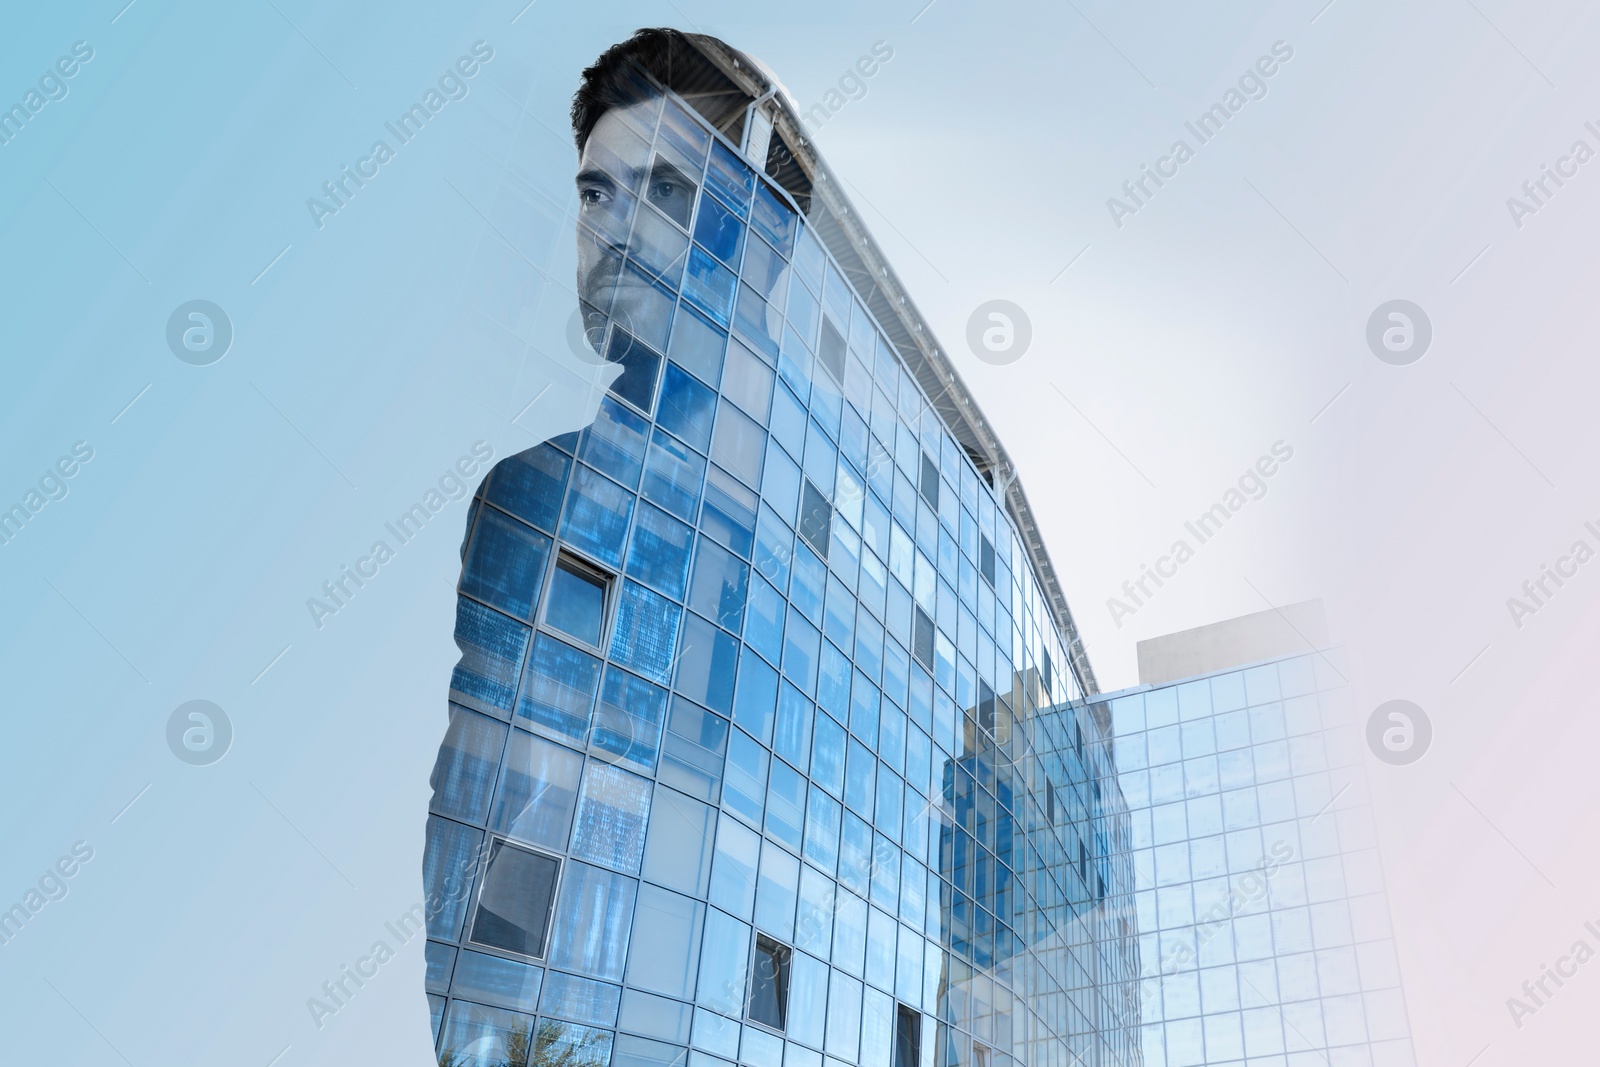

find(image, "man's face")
[575,98,695,353]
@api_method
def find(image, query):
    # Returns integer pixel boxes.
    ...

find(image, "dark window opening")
[912,606,935,670]
[895,1005,921,1067]
[978,535,995,587]
[1041,647,1053,698]
[748,935,792,1030]
[546,553,611,647]
[1045,783,1055,826]
[918,452,939,510]
[799,479,832,559]
[818,317,847,384]
[469,838,560,959]
[606,328,664,415]
[1079,839,1088,886]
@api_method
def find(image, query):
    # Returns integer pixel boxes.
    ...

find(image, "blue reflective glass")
[657,364,716,454]
[750,183,796,256]
[844,737,875,820]
[789,541,825,626]
[431,706,508,823]
[484,445,569,533]
[582,395,651,488]
[572,761,653,874]
[610,581,682,683]
[547,862,638,981]
[838,811,873,897]
[667,303,727,387]
[688,536,749,632]
[705,141,755,215]
[451,949,544,1013]
[594,665,670,772]
[693,193,745,266]
[781,607,821,696]
[560,465,634,569]
[733,282,781,359]
[641,429,706,523]
[811,712,845,798]
[731,647,778,747]
[741,234,787,314]
[766,760,805,852]
[461,507,551,621]
[773,681,813,774]
[451,596,532,714]
[518,633,602,741]
[823,585,856,667]
[660,696,728,804]
[850,671,880,746]
[804,785,841,872]
[627,503,694,600]
[700,466,756,558]
[674,612,739,715]
[759,448,801,534]
[683,245,737,326]
[724,728,769,827]
[743,575,784,667]
[710,399,764,489]
[423,815,483,941]
[816,640,850,724]
[752,504,793,590]
[769,380,807,463]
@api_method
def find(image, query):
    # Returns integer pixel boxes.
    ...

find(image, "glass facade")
[425,73,1139,1067]
[1108,652,1416,1066]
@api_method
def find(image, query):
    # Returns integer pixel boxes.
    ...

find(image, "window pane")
[710,815,761,918]
[642,428,706,522]
[765,760,805,854]
[611,580,683,683]
[659,363,717,453]
[748,936,792,1030]
[583,394,652,487]
[548,558,610,647]
[773,683,813,773]
[491,728,582,852]
[724,729,769,828]
[675,613,739,715]
[470,838,560,958]
[701,465,758,558]
[660,696,728,802]
[462,507,552,621]
[642,786,716,896]
[541,969,623,1028]
[423,815,483,941]
[629,884,706,999]
[451,596,532,716]
[572,761,654,874]
[668,304,727,387]
[548,862,639,981]
[628,503,694,600]
[562,465,634,568]
[484,444,570,534]
[684,245,737,326]
[430,705,509,823]
[450,949,544,1013]
[698,908,751,1016]
[694,192,745,266]
[804,786,841,874]
[518,633,602,742]
[437,1000,536,1067]
[732,648,779,747]
[690,535,750,632]
[593,666,669,773]
[754,847,800,943]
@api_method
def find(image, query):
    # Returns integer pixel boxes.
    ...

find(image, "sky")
[3,0,1600,1064]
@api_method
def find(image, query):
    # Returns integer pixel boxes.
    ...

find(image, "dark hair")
[571,27,712,152]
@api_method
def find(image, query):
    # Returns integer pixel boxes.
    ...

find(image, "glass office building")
[1106,648,1416,1066]
[423,35,1139,1067]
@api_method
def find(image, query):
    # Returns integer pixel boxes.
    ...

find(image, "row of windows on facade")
[449,451,1110,906]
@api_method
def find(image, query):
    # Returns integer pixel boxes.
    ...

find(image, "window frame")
[540,548,618,653]
[465,834,566,963]
[746,932,794,1033]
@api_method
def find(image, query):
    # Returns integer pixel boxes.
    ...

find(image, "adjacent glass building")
[423,34,1139,1067]
[1106,638,1416,1066]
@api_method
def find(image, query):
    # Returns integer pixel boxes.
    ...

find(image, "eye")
[648,180,678,201]
[578,185,613,206]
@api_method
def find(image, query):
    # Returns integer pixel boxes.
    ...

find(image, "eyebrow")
[576,163,646,188]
